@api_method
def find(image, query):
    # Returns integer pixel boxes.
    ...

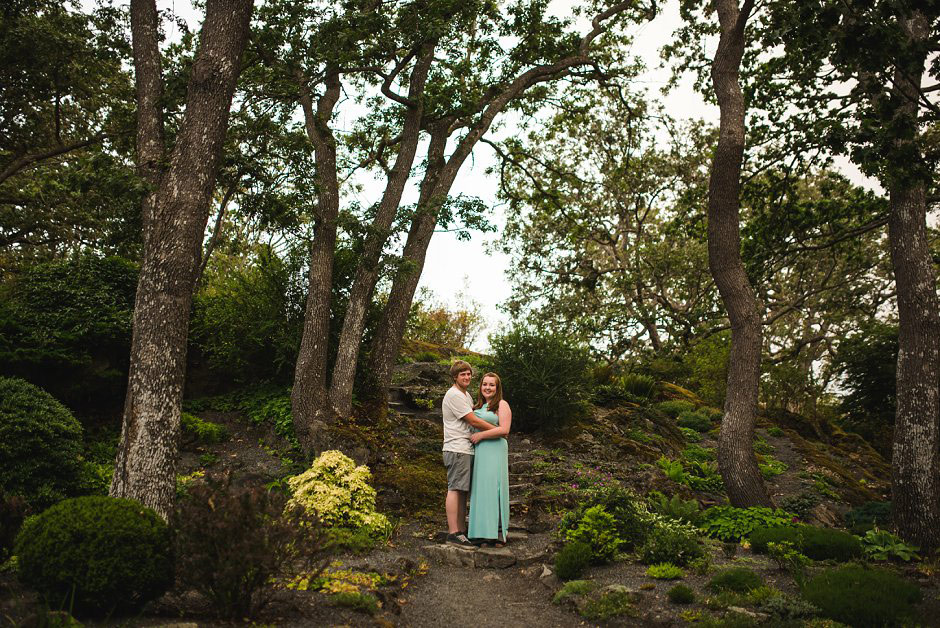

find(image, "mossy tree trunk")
[707,0,772,507]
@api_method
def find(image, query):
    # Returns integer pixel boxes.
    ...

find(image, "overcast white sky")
[134,1,881,351]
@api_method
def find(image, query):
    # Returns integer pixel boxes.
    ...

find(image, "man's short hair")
[450,359,472,381]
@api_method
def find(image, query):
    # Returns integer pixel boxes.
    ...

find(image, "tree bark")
[291,69,342,454]
[886,10,940,552]
[329,43,436,417]
[707,0,772,507]
[111,0,254,519]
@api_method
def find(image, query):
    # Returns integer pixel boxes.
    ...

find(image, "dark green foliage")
[174,474,329,619]
[640,520,703,566]
[0,257,137,413]
[580,589,636,621]
[860,529,920,561]
[14,496,173,616]
[667,584,695,604]
[560,486,652,551]
[331,591,379,615]
[647,491,702,525]
[844,500,892,534]
[759,593,819,620]
[749,525,863,561]
[411,350,441,362]
[766,426,785,437]
[657,400,695,418]
[564,505,620,563]
[489,326,592,432]
[187,385,298,450]
[181,412,229,445]
[803,566,921,627]
[707,568,764,594]
[700,506,796,541]
[0,377,83,509]
[554,541,591,580]
[677,410,712,432]
[0,493,28,562]
[780,491,820,520]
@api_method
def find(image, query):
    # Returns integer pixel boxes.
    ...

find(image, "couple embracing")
[441,360,512,548]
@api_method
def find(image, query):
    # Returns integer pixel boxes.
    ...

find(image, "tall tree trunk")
[329,43,436,417]
[707,0,771,507]
[111,0,254,519]
[887,11,940,552]
[291,70,342,454]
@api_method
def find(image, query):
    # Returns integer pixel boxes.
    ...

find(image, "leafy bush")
[803,565,921,627]
[752,436,775,454]
[0,256,137,412]
[640,515,703,566]
[647,492,702,525]
[708,568,764,593]
[647,562,684,579]
[684,461,725,493]
[175,475,329,620]
[0,377,84,509]
[667,584,695,604]
[287,450,391,545]
[860,528,920,561]
[14,496,172,616]
[679,427,703,442]
[844,500,892,534]
[560,486,651,551]
[681,444,716,463]
[564,505,620,563]
[621,373,657,399]
[677,410,712,432]
[656,400,695,418]
[766,426,784,437]
[760,592,819,620]
[700,506,795,541]
[554,540,591,580]
[657,456,686,483]
[331,591,379,615]
[767,541,810,587]
[780,491,820,520]
[749,525,863,561]
[580,588,636,621]
[405,287,485,349]
[181,412,229,445]
[552,579,596,604]
[488,326,592,432]
[758,456,788,479]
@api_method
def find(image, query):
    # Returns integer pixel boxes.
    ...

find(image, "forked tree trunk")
[111,0,254,519]
[291,70,342,454]
[707,0,771,507]
[886,11,940,552]
[329,44,436,417]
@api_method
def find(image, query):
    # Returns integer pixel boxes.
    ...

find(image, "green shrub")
[667,584,695,604]
[640,515,703,566]
[564,505,620,563]
[803,566,921,627]
[580,588,637,621]
[488,326,592,432]
[647,492,702,525]
[749,525,863,561]
[758,456,788,479]
[780,491,820,520]
[685,461,725,493]
[759,592,819,620]
[844,500,891,534]
[752,436,775,454]
[657,456,686,483]
[708,568,764,593]
[14,496,172,616]
[181,412,229,445]
[766,426,784,437]
[657,400,695,418]
[677,410,712,432]
[620,373,657,399]
[552,579,596,604]
[0,377,83,509]
[679,427,703,442]
[767,541,810,587]
[860,528,920,561]
[564,486,652,550]
[554,541,591,580]
[700,506,795,541]
[175,474,329,619]
[331,591,379,615]
[646,562,684,579]
[0,256,137,413]
[681,444,716,463]
[287,450,391,546]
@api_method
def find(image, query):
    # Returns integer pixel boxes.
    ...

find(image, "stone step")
[423,543,516,569]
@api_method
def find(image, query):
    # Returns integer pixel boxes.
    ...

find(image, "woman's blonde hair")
[474,372,503,412]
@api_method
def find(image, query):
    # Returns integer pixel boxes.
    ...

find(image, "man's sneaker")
[445,532,475,548]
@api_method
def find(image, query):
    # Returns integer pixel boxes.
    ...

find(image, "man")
[441,359,495,547]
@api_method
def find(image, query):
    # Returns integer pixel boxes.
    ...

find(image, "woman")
[467,372,512,545]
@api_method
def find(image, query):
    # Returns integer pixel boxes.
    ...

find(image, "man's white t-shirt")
[442,385,474,455]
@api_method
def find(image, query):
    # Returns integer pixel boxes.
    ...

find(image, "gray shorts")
[443,451,473,492]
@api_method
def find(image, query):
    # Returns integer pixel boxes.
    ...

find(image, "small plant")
[685,460,725,493]
[580,588,637,621]
[564,505,620,563]
[861,528,920,561]
[331,591,379,614]
[413,396,435,410]
[181,412,229,445]
[560,486,652,551]
[411,350,441,362]
[707,567,764,593]
[767,541,811,587]
[640,515,703,566]
[758,456,788,479]
[780,491,820,520]
[656,456,686,483]
[667,584,695,604]
[647,491,702,525]
[681,444,716,463]
[844,500,892,534]
[766,426,784,437]
[554,541,591,580]
[552,579,596,604]
[700,506,795,541]
[721,541,738,559]
[14,496,173,616]
[199,452,220,467]
[646,562,684,579]
[803,565,921,627]
[679,427,703,443]
[759,592,820,620]
[677,410,712,432]
[657,400,696,418]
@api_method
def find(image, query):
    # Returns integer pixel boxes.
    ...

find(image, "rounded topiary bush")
[667,584,695,604]
[803,565,921,627]
[14,496,173,616]
[555,540,591,580]
[708,567,764,593]
[0,377,83,509]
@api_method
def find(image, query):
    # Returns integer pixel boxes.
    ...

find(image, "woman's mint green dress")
[468,405,509,541]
